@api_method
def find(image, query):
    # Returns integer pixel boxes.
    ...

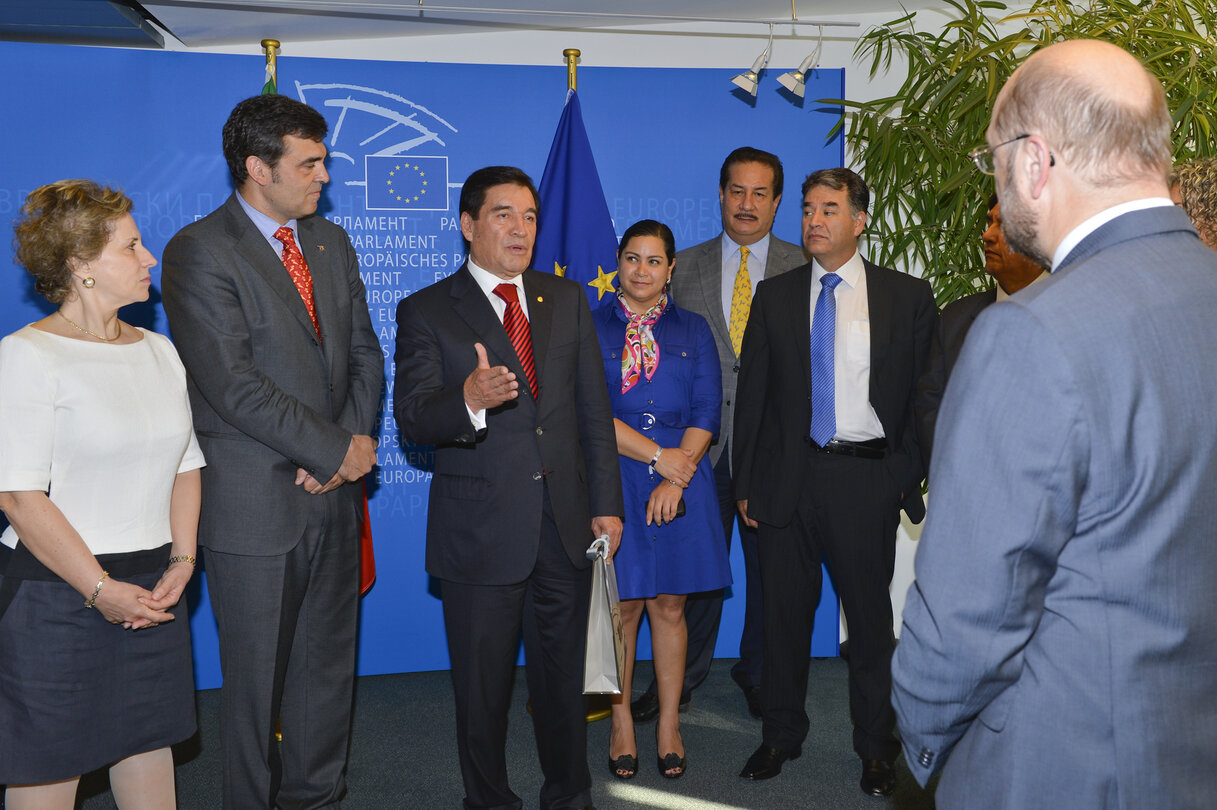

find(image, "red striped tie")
[273,226,321,340]
[493,283,539,399]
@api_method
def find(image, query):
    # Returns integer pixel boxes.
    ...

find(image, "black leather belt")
[807,437,887,459]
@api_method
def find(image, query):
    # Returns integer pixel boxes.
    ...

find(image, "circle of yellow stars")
[555,261,617,300]
[386,163,429,202]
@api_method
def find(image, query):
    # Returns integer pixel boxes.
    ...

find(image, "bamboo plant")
[829,0,1217,303]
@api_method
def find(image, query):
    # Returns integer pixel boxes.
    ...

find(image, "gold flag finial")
[563,49,581,92]
[261,39,280,94]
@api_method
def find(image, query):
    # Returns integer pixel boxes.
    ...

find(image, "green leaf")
[840,0,1217,302]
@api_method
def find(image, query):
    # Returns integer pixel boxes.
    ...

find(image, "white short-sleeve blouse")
[0,326,205,555]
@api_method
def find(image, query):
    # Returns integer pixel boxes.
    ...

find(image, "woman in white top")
[0,180,205,809]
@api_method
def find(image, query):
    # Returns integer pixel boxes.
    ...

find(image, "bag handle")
[585,534,610,561]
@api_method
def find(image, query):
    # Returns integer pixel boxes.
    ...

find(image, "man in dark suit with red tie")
[733,168,936,797]
[394,166,623,810]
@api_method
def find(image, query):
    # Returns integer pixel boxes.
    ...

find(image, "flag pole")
[261,39,280,94]
[557,45,613,724]
[563,48,580,92]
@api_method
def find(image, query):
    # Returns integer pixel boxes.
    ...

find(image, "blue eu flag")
[535,91,619,305]
[365,155,449,211]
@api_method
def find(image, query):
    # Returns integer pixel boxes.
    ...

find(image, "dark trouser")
[645,444,763,699]
[758,449,901,762]
[441,493,593,810]
[207,492,360,810]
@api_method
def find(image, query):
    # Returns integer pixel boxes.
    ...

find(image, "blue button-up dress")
[593,299,732,599]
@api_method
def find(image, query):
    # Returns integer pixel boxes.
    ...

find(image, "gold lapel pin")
[537,296,543,303]
[317,245,325,252]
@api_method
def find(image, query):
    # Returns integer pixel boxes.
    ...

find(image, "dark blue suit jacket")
[394,265,623,585]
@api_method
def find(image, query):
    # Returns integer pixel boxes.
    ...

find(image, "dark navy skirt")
[0,542,196,784]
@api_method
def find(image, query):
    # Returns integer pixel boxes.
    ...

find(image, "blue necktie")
[810,273,843,446]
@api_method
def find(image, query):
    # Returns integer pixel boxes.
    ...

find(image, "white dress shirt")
[464,260,530,428]
[809,251,885,442]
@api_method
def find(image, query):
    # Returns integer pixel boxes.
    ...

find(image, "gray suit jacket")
[670,233,807,467]
[161,194,382,555]
[892,206,1217,808]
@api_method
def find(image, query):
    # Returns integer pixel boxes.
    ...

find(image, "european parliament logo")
[365,156,449,211]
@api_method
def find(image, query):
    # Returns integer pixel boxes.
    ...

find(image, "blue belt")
[620,411,681,432]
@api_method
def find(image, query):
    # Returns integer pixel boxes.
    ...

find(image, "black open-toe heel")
[609,753,638,780]
[658,752,687,779]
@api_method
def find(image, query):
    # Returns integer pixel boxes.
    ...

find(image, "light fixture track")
[196,0,859,30]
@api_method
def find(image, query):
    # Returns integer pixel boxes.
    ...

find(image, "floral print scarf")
[619,291,668,394]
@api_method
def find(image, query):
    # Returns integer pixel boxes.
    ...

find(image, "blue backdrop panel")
[0,41,843,688]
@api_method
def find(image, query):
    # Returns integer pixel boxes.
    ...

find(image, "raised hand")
[464,342,519,411]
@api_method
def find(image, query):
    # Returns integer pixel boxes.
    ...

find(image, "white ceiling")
[142,0,939,47]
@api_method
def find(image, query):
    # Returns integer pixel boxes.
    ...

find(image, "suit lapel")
[521,271,552,390]
[450,265,524,380]
[768,238,807,278]
[298,221,337,369]
[864,261,892,407]
[788,265,814,392]
[227,198,324,345]
[695,239,733,354]
[235,228,321,345]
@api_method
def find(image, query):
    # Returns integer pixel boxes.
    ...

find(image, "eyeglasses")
[968,134,1031,175]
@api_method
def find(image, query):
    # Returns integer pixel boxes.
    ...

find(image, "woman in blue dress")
[595,220,731,781]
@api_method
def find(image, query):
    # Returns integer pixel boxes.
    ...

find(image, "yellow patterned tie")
[728,246,752,356]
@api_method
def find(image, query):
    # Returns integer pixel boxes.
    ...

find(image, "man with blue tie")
[733,168,936,796]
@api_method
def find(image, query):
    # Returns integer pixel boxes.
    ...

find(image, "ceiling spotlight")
[777,27,824,98]
[731,24,774,97]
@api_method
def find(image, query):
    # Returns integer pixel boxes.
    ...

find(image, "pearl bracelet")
[84,570,109,609]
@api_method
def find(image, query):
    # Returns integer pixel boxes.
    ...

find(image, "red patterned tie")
[273,226,321,340]
[493,283,539,399]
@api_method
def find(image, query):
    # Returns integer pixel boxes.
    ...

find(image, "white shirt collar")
[466,258,524,297]
[812,248,865,289]
[721,231,772,267]
[1051,197,1174,271]
[465,259,530,319]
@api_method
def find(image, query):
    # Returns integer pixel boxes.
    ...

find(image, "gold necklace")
[57,310,121,342]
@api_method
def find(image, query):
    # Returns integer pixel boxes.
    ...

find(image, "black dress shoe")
[739,743,800,780]
[860,758,896,797]
[742,685,762,718]
[629,690,690,723]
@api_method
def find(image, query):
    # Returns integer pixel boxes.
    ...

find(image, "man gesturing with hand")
[394,166,623,810]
